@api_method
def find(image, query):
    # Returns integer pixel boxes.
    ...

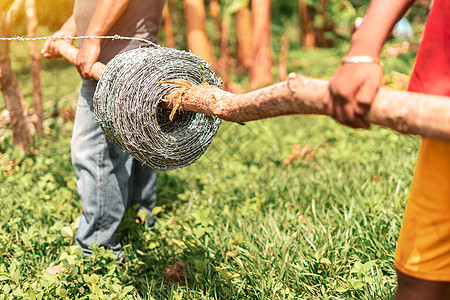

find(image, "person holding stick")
[41,0,165,258]
[324,0,450,298]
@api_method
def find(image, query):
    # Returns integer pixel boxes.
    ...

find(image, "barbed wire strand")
[0,34,158,47]
[2,34,221,170]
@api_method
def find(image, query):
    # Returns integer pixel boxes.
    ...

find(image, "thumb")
[354,80,380,115]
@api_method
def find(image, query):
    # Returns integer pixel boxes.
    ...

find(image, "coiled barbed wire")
[2,34,222,170]
[94,46,222,171]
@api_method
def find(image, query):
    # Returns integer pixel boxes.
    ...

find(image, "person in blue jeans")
[42,0,165,257]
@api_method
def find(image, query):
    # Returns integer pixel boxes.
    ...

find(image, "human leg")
[395,270,450,300]
[127,160,157,228]
[72,79,134,257]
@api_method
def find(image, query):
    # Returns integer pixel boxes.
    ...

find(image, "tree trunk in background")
[235,4,252,73]
[0,0,33,152]
[208,0,228,84]
[298,0,315,47]
[25,0,42,132]
[316,0,334,47]
[278,35,288,82]
[249,0,272,90]
[299,0,334,47]
[163,1,175,48]
[209,0,232,90]
[209,0,220,22]
[208,0,221,47]
[209,0,246,93]
[218,21,231,90]
[183,0,216,67]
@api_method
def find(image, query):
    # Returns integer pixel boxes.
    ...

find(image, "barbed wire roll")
[93,46,222,171]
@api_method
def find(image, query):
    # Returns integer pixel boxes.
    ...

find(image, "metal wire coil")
[93,46,222,171]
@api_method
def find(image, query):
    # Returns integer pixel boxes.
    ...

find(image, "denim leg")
[72,79,129,256]
[128,161,157,228]
[71,80,156,255]
[72,79,157,256]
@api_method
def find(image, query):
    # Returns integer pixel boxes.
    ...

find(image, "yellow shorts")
[395,138,450,281]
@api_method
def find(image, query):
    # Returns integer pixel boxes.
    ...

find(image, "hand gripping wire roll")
[93,46,222,171]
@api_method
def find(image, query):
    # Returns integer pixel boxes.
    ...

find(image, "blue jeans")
[72,79,157,256]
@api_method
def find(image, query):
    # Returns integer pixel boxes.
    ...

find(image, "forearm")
[84,0,131,37]
[41,15,77,58]
[348,0,416,57]
[324,0,417,128]
[75,0,130,79]
[57,15,77,36]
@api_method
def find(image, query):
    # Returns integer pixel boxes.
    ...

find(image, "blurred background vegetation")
[3,0,431,45]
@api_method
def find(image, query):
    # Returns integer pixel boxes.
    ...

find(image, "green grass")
[0,30,420,299]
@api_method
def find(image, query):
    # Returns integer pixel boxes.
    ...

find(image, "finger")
[342,102,360,128]
[346,100,372,129]
[331,92,368,128]
[83,63,94,80]
[86,71,94,81]
[355,79,380,107]
[346,114,370,129]
[81,68,90,80]
[343,102,356,123]
[353,86,378,122]
[334,103,368,129]
[334,86,355,123]
[76,63,85,79]
[343,118,370,129]
[41,41,52,57]
[334,101,345,124]
[78,63,94,80]
[76,55,88,79]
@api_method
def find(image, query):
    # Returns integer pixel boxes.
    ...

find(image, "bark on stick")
[54,43,450,143]
[53,40,105,81]
[161,75,450,142]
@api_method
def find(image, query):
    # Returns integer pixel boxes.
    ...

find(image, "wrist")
[348,28,383,58]
[54,30,76,38]
[341,55,382,67]
[81,37,102,47]
[85,29,106,37]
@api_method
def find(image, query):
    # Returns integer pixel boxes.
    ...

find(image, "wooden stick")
[53,40,105,81]
[162,74,450,142]
[54,42,450,142]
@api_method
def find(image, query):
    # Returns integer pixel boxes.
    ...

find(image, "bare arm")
[324,0,416,128]
[76,0,131,80]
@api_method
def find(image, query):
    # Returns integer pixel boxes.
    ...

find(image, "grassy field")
[0,31,421,299]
